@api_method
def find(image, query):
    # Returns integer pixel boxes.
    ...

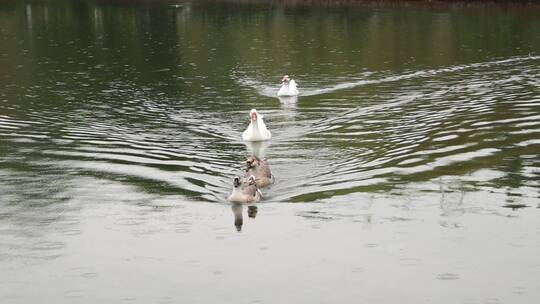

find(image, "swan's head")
[250,109,258,122]
[245,155,260,171]
[233,176,241,188]
[281,75,290,83]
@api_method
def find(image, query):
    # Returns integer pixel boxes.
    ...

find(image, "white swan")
[242,109,271,141]
[277,75,299,97]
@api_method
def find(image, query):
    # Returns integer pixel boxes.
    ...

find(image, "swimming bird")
[245,155,274,188]
[242,109,271,141]
[227,175,262,204]
[277,75,299,97]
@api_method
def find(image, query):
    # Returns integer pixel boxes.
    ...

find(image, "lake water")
[1,1,540,303]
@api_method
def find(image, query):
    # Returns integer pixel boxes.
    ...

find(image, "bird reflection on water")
[244,140,271,159]
[247,205,258,218]
[278,96,298,109]
[231,204,258,232]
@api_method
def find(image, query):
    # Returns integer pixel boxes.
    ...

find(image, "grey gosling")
[227,175,262,204]
[245,156,274,188]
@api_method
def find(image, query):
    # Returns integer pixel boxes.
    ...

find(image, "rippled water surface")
[1,1,540,303]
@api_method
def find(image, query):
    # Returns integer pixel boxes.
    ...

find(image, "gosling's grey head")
[247,175,257,186]
[233,176,241,188]
[245,155,260,171]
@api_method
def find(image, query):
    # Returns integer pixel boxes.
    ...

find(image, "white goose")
[242,109,271,141]
[277,75,299,97]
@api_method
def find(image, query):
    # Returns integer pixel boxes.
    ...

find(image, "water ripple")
[1,55,539,204]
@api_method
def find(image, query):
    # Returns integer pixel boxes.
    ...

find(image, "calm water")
[1,1,540,303]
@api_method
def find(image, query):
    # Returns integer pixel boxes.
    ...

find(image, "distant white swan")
[277,75,299,97]
[242,109,271,141]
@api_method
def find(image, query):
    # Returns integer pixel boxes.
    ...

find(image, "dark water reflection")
[1,1,540,303]
[232,204,258,231]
